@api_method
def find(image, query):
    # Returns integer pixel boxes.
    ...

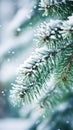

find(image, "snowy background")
[0,0,41,129]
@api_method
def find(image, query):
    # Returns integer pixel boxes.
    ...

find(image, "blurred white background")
[0,0,38,129]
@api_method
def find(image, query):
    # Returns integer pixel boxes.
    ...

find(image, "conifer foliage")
[10,0,73,128]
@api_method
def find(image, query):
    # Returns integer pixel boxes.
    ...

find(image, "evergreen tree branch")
[62,53,73,82]
[10,41,73,106]
[10,1,73,125]
[35,15,73,49]
[39,0,73,18]
[37,42,73,109]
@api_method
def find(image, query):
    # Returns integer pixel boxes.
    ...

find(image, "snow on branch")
[35,15,73,48]
[39,0,73,17]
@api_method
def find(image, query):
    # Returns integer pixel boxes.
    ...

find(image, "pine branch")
[9,1,73,124]
[10,41,73,106]
[35,15,73,49]
[36,42,73,109]
[62,53,73,82]
[39,0,73,18]
[10,47,57,105]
